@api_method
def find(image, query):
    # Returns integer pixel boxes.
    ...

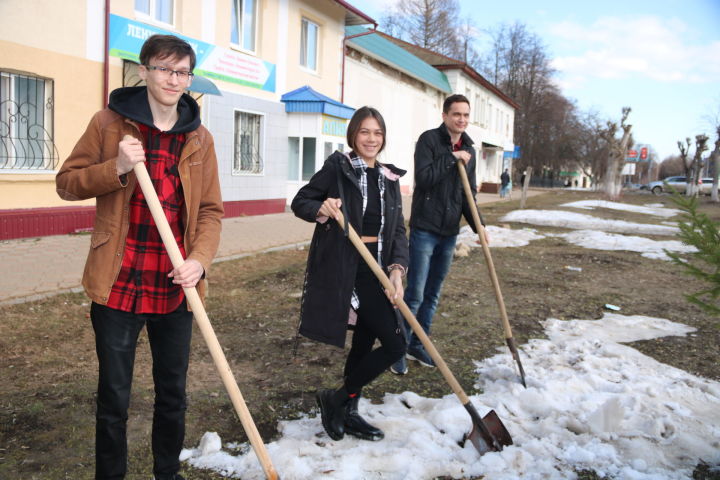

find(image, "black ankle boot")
[316,387,351,440]
[344,394,385,441]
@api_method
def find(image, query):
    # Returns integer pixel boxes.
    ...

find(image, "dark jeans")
[403,228,457,349]
[91,301,193,480]
[343,243,406,394]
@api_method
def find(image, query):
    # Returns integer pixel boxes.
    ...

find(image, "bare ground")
[1,190,718,479]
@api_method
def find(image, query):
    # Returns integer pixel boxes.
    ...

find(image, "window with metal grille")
[0,71,57,171]
[233,110,263,174]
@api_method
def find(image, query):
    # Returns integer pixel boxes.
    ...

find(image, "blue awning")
[187,75,222,96]
[280,85,354,119]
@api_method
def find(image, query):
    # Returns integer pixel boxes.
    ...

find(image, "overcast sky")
[354,0,720,161]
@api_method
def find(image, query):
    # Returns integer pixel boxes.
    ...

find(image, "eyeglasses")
[145,65,194,82]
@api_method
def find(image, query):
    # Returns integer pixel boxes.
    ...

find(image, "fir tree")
[665,192,720,315]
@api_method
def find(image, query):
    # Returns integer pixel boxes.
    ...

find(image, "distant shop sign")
[322,115,347,137]
[626,145,649,162]
[109,14,276,92]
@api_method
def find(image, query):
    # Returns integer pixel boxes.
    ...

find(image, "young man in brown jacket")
[56,35,223,480]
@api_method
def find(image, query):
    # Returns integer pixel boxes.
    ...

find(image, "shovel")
[334,210,512,454]
[457,161,527,388]
[124,135,279,480]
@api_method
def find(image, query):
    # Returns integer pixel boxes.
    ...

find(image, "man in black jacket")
[391,94,486,374]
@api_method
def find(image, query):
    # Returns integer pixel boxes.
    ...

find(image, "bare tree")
[603,107,633,200]
[687,135,709,196]
[381,0,463,59]
[658,154,685,178]
[677,137,692,178]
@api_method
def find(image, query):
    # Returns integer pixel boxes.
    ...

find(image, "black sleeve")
[389,201,409,270]
[291,158,336,223]
[414,131,457,190]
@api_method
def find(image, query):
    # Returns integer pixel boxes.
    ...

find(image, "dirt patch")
[1,190,718,479]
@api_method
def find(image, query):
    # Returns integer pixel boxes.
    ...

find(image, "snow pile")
[560,200,681,218]
[456,225,545,249]
[501,209,679,236]
[551,229,697,261]
[181,314,720,480]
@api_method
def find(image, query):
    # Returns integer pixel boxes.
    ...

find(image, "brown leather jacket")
[56,109,224,306]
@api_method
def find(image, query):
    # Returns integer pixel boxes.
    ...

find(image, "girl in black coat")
[291,107,409,442]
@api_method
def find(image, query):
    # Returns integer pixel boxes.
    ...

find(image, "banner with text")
[108,14,276,92]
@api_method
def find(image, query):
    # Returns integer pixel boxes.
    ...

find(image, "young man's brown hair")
[442,94,470,114]
[139,34,196,71]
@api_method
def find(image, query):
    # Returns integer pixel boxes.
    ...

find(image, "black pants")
[91,301,193,480]
[343,244,407,394]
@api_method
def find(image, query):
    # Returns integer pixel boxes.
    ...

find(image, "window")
[302,137,316,180]
[231,0,258,52]
[0,71,56,171]
[287,136,316,181]
[135,0,174,25]
[300,18,319,71]
[233,111,263,174]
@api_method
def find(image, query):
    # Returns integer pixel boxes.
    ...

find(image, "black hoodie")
[107,86,201,134]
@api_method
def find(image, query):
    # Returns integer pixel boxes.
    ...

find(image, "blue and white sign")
[108,14,276,92]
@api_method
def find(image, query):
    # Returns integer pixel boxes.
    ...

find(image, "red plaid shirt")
[106,124,187,314]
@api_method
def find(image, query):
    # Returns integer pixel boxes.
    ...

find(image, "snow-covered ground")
[560,200,682,218]
[550,230,696,261]
[181,313,720,479]
[500,210,678,236]
[179,201,715,479]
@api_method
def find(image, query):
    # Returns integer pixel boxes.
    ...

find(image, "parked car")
[647,176,716,195]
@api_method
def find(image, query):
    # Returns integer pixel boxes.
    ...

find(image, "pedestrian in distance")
[500,168,511,198]
[291,106,408,442]
[56,34,223,480]
[391,94,488,375]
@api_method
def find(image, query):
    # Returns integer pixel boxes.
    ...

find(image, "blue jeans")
[403,228,457,349]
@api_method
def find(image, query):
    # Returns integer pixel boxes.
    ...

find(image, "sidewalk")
[0,190,544,304]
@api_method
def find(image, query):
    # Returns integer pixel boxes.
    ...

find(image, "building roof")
[345,26,451,93]
[333,0,376,26]
[375,31,520,110]
[280,85,355,119]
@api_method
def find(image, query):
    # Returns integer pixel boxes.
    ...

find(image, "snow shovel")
[334,210,512,454]
[457,161,527,388]
[124,135,279,480]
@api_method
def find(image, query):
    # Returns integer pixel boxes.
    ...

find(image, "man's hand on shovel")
[117,136,146,175]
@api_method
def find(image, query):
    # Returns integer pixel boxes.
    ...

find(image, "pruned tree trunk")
[688,135,709,197]
[604,108,632,200]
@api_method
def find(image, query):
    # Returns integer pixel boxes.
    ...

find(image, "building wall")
[0,0,352,215]
[0,0,106,209]
[344,51,445,192]
[205,92,288,203]
[285,0,346,99]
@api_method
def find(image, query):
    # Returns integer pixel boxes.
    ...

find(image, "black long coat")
[291,152,409,348]
[409,123,481,236]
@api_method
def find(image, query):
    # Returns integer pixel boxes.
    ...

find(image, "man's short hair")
[443,94,470,114]
[139,34,196,71]
[346,106,387,154]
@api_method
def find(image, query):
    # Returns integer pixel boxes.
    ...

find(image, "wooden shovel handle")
[334,211,472,405]
[456,162,513,340]
[124,135,279,480]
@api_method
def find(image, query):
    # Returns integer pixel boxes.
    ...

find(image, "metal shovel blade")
[462,403,513,454]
